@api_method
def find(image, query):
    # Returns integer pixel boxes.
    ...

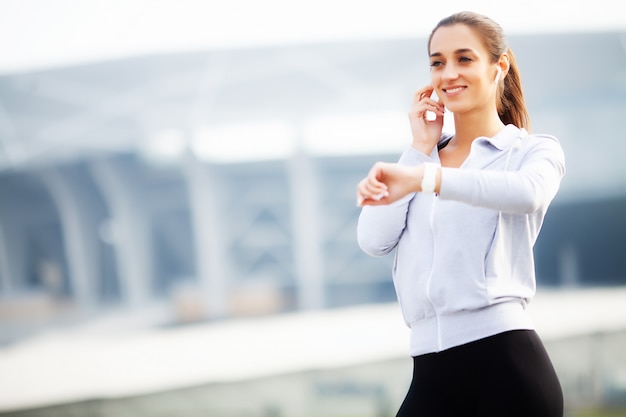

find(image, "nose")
[441,64,459,81]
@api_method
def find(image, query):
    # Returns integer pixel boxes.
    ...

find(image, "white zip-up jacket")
[357,125,565,356]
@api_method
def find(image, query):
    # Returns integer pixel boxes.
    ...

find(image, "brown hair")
[428,11,530,130]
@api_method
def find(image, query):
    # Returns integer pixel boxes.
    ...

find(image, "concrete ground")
[0,286,625,415]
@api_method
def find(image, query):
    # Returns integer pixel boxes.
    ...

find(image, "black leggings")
[396,330,563,417]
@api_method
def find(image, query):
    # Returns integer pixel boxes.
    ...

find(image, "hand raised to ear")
[408,85,445,155]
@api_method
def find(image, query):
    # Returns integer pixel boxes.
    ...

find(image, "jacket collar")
[476,124,527,151]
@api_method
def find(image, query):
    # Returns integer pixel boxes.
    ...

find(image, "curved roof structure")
[1,29,625,200]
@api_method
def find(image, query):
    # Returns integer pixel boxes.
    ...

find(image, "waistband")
[409,301,535,356]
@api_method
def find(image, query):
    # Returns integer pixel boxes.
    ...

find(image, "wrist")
[410,166,423,193]
[410,141,435,156]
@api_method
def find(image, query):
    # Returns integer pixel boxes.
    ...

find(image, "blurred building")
[0,31,625,340]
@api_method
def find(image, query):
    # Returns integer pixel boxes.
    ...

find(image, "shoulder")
[523,131,563,152]
[525,131,559,144]
[521,131,566,165]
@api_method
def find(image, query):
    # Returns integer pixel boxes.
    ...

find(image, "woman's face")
[428,24,499,116]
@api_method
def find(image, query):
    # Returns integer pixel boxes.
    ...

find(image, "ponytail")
[498,48,530,130]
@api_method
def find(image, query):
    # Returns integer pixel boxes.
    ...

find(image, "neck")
[451,109,505,145]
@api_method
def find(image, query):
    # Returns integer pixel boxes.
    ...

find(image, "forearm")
[438,161,564,213]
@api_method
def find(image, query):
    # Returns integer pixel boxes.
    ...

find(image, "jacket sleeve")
[357,146,433,256]
[438,135,565,214]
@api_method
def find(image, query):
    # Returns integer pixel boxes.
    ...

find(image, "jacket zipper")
[424,193,442,351]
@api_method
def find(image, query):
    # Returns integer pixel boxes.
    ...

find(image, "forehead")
[429,24,486,56]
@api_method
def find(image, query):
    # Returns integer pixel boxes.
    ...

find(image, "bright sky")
[0,0,623,74]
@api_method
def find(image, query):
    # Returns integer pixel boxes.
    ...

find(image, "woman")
[356,11,565,417]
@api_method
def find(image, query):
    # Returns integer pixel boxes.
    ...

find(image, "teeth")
[446,87,464,93]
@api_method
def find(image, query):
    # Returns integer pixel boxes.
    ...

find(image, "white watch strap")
[421,162,438,193]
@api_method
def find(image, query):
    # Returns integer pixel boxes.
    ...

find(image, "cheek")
[430,70,442,84]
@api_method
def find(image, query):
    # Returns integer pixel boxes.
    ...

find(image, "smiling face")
[428,23,501,118]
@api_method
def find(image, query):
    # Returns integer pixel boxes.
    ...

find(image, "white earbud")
[494,67,502,84]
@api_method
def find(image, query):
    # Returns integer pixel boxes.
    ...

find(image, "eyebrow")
[429,48,476,58]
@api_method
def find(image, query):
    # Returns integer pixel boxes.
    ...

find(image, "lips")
[443,86,466,94]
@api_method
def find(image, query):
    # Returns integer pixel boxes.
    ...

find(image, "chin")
[443,100,473,115]
[443,103,462,114]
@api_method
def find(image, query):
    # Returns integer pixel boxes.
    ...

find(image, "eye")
[459,56,473,63]
[429,60,443,68]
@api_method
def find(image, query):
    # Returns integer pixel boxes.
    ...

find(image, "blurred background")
[0,0,625,416]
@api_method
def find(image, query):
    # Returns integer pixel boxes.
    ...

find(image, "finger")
[356,179,387,204]
[418,98,444,112]
[356,182,370,201]
[356,186,388,206]
[362,180,388,198]
[358,162,390,191]
[359,195,390,207]
[358,172,384,191]
[410,102,445,121]
[356,192,365,207]
[426,105,446,119]
[413,85,434,104]
[371,165,394,189]
[411,94,444,114]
